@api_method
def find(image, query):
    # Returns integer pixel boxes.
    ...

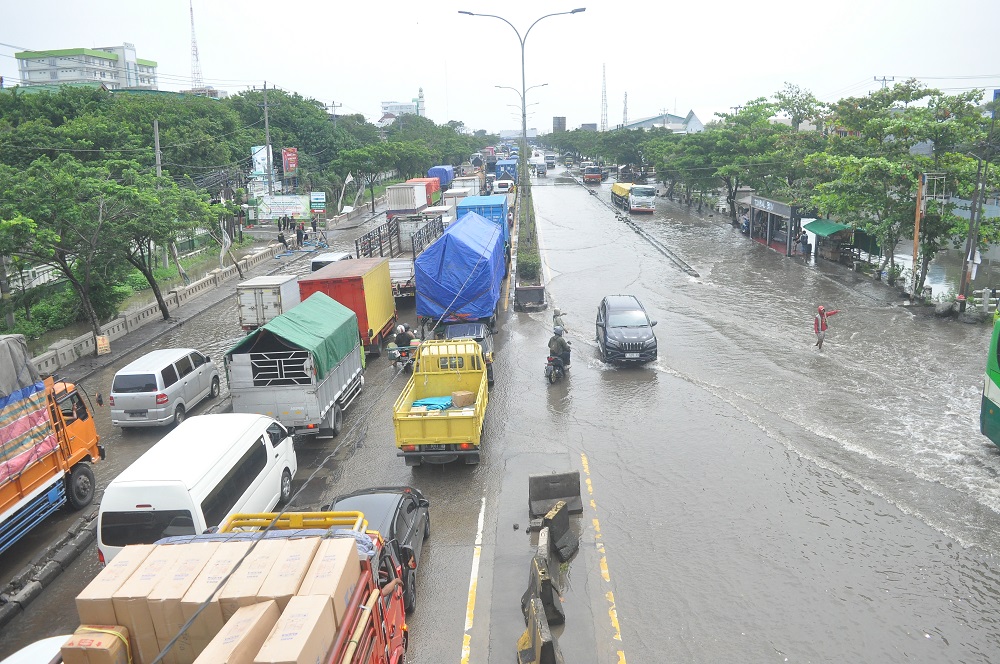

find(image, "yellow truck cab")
[392,340,488,466]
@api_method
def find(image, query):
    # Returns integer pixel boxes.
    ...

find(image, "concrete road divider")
[520,554,565,626]
[543,501,579,562]
[536,527,559,590]
[528,471,583,518]
[517,598,565,664]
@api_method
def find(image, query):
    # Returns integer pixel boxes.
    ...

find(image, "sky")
[2,0,999,135]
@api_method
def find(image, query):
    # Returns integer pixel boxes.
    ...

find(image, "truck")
[0,334,103,555]
[226,292,364,438]
[236,274,300,331]
[427,165,455,189]
[414,212,507,331]
[354,215,445,299]
[611,181,656,213]
[298,258,398,355]
[386,183,427,219]
[393,340,488,466]
[70,510,408,664]
[583,165,603,184]
[495,159,518,184]
[545,154,556,169]
[453,174,484,196]
[405,177,441,207]
[456,194,510,248]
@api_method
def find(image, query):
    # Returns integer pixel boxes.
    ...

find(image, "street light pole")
[459,8,585,169]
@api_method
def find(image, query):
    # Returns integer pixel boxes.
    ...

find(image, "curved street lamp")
[460,9,585,163]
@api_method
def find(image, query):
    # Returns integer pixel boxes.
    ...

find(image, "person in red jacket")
[814,305,840,350]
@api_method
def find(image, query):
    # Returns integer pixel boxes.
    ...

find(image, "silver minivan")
[109,348,220,428]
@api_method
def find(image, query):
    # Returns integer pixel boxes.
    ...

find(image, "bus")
[981,315,1000,447]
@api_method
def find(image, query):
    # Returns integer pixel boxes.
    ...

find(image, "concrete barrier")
[520,553,564,626]
[516,598,564,664]
[543,501,578,562]
[528,471,583,518]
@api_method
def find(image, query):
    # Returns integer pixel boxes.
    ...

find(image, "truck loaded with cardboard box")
[392,339,489,466]
[69,511,408,664]
[0,334,103,556]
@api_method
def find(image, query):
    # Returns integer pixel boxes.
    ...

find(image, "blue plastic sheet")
[412,397,453,410]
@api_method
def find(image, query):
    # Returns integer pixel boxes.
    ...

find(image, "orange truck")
[0,334,102,555]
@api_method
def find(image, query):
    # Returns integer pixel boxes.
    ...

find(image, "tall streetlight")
[459,8,585,164]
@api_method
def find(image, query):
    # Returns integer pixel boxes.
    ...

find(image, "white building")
[16,43,158,90]
[381,88,425,117]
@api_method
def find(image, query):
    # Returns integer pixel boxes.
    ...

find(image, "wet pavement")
[3,172,1000,663]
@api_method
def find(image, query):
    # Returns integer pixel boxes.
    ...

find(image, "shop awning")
[803,219,851,237]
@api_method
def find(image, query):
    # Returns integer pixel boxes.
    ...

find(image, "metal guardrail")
[355,218,402,259]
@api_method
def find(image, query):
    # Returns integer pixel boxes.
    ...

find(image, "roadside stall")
[803,218,853,264]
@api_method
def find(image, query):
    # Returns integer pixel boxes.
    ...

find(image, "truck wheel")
[173,405,186,425]
[332,404,344,437]
[67,463,95,510]
[279,469,292,505]
[210,376,220,399]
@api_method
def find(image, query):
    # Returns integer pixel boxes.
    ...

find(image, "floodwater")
[4,175,1000,663]
[511,173,1000,662]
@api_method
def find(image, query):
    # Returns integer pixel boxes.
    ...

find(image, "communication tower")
[600,64,608,132]
[189,0,204,90]
[623,92,628,126]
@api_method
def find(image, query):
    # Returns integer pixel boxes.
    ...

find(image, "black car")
[323,486,429,613]
[595,294,658,364]
[441,322,495,386]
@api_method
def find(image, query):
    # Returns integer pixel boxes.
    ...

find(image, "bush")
[518,251,540,282]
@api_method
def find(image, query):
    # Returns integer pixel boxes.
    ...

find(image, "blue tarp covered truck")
[456,195,510,247]
[427,165,455,189]
[414,212,506,330]
[495,159,518,184]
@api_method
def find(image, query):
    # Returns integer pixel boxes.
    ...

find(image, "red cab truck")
[298,258,398,356]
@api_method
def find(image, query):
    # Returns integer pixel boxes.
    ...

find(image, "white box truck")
[386,184,428,219]
[236,275,300,331]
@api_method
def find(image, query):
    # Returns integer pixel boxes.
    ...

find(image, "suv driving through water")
[595,295,658,364]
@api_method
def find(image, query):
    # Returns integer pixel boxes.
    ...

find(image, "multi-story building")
[552,116,567,133]
[16,43,157,90]
[381,88,425,118]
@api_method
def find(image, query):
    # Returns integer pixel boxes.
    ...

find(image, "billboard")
[251,145,269,177]
[310,191,326,213]
[256,195,309,220]
[282,147,299,175]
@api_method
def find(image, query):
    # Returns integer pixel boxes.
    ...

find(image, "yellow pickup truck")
[393,340,488,466]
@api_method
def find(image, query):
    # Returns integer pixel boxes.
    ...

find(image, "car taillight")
[306,423,316,429]
[98,547,105,566]
[459,443,475,451]
[108,395,115,406]
[402,445,417,452]
[155,393,168,405]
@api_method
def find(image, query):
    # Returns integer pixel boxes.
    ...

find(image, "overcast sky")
[2,0,998,135]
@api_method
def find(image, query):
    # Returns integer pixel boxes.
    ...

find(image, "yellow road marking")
[460,494,487,663]
[582,453,627,662]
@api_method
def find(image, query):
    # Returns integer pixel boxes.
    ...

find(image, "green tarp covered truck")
[225,292,364,437]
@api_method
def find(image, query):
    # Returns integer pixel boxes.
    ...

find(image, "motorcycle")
[388,341,420,373]
[544,356,566,383]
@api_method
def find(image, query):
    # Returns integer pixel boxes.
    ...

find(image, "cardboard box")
[77,545,156,626]
[218,539,285,623]
[60,625,131,664]
[112,544,183,664]
[193,601,280,664]
[256,538,321,611]
[296,538,361,627]
[181,541,254,654]
[253,595,335,664]
[147,542,219,664]
[451,390,475,407]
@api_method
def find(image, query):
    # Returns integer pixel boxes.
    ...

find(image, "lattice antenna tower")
[189,0,204,90]
[623,92,628,126]
[600,63,608,132]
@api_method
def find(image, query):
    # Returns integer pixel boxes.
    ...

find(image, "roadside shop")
[802,218,853,265]
[746,195,800,256]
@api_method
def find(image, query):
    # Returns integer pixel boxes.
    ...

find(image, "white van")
[310,251,353,272]
[109,348,220,428]
[96,413,297,563]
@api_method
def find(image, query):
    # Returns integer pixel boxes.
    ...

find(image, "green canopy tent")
[803,219,851,237]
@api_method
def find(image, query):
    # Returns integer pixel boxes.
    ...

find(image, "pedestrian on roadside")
[798,231,809,256]
[814,305,840,350]
[295,224,304,249]
[311,217,318,233]
[276,231,289,251]
[552,308,568,332]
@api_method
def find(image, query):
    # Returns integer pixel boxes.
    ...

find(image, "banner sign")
[282,148,299,175]
[251,145,269,177]
[256,195,309,220]
[310,191,326,213]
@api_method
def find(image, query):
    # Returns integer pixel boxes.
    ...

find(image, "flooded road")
[512,173,1000,662]
[4,175,1000,662]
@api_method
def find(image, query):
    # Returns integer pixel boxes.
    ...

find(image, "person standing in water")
[814,305,840,350]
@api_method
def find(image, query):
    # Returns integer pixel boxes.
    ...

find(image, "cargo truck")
[0,334,103,555]
[583,165,603,184]
[70,511,408,664]
[456,194,510,248]
[545,154,556,169]
[226,293,364,438]
[393,340,488,466]
[386,183,428,219]
[236,274,300,331]
[453,174,484,195]
[427,165,455,189]
[495,159,518,184]
[611,181,656,213]
[354,216,445,299]
[298,258,398,355]
[405,177,441,207]
[414,212,507,331]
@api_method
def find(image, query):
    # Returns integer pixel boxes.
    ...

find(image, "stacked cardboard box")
[61,625,131,664]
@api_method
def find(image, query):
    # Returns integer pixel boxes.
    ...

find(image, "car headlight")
[605,337,621,348]
[643,338,657,348]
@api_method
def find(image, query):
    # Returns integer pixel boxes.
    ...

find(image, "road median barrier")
[543,501,579,562]
[528,471,582,518]
[520,553,564,626]
[516,597,565,664]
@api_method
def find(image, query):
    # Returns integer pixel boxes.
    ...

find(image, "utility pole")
[910,172,924,302]
[874,75,894,89]
[154,119,162,177]
[263,82,273,196]
[329,100,342,130]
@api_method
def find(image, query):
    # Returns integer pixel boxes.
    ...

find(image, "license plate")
[625,353,640,359]
[425,444,446,451]
[126,410,148,417]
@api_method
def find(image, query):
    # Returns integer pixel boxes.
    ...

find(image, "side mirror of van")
[650,320,658,327]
